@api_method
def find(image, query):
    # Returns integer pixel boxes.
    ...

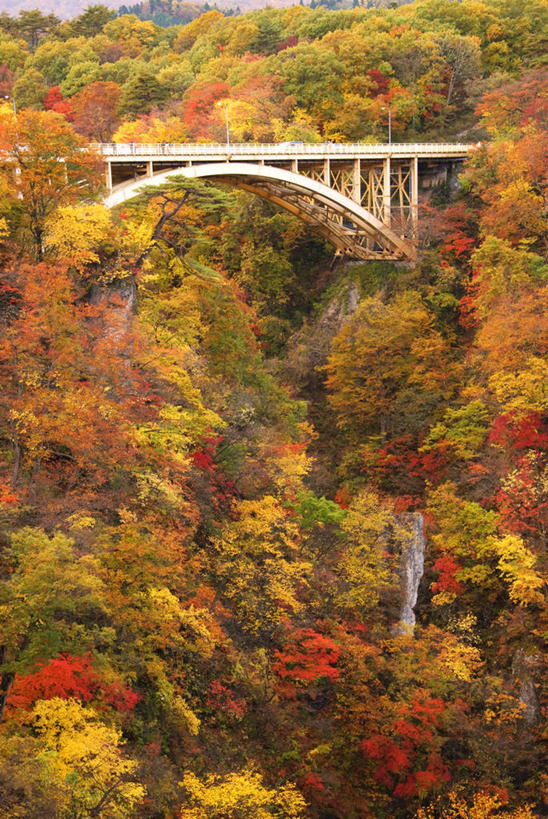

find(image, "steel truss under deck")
[99,142,475,261]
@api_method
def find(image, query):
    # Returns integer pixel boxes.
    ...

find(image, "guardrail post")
[352,158,360,204]
[411,156,419,237]
[383,156,391,227]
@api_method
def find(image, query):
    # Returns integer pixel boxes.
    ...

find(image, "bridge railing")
[96,142,477,158]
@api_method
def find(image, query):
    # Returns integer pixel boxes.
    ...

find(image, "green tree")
[15,10,59,51]
[66,4,115,38]
[120,67,170,116]
[269,41,346,121]
[26,37,76,86]
[60,59,101,97]
[12,67,47,109]
[250,13,283,55]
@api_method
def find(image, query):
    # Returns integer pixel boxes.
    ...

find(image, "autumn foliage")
[5,654,139,716]
[0,2,546,818]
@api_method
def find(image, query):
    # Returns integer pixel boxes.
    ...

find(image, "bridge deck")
[97,142,476,162]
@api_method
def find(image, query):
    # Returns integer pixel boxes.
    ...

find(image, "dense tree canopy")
[0,1,546,817]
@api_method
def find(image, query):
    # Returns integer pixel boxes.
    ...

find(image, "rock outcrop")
[393,512,426,635]
[284,278,360,389]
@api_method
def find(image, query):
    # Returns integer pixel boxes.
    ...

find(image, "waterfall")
[393,512,425,635]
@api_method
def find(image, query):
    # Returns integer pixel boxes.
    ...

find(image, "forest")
[0,0,546,816]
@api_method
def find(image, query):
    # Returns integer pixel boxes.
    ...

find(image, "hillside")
[0,1,546,817]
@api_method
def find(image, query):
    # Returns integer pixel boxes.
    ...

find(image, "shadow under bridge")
[103,161,414,262]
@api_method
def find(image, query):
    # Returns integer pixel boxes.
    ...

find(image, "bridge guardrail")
[96,142,477,158]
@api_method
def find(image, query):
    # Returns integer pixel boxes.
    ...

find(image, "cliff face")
[284,277,360,390]
[88,277,137,341]
[393,513,426,635]
[512,649,541,728]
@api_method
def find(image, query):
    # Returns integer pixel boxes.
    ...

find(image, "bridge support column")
[146,161,153,178]
[105,160,112,194]
[352,158,361,204]
[411,156,419,237]
[324,158,330,187]
[383,156,391,228]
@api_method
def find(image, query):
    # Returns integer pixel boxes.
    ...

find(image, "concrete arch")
[103,162,415,261]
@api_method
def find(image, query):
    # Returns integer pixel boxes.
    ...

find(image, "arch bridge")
[99,142,475,262]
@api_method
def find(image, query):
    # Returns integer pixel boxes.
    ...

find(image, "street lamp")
[216,100,230,148]
[381,105,391,146]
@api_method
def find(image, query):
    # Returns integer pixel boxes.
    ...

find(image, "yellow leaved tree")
[488,357,548,415]
[44,204,117,272]
[415,789,537,818]
[31,697,145,817]
[213,495,311,634]
[491,534,545,606]
[179,769,307,818]
[333,489,404,616]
